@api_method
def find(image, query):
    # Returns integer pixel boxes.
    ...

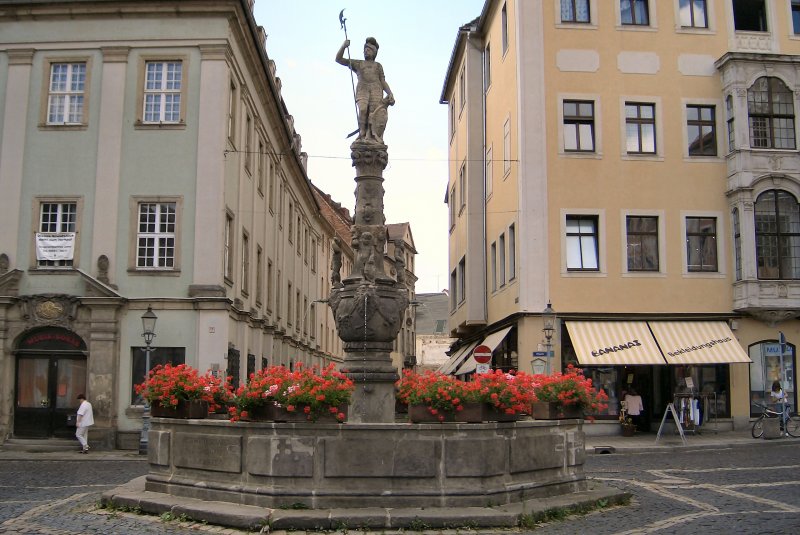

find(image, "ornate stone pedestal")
[329,141,408,423]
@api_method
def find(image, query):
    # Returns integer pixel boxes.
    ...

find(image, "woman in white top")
[624,387,644,430]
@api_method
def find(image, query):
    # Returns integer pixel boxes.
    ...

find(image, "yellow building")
[441,0,800,433]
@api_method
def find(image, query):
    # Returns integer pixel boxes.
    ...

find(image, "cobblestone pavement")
[1,441,798,534]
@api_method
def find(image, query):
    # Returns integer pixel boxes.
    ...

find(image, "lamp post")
[542,302,555,374]
[138,306,158,455]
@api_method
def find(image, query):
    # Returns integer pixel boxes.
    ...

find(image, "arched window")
[755,190,800,279]
[747,77,796,149]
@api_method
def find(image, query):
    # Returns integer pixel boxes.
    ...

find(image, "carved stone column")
[329,141,408,423]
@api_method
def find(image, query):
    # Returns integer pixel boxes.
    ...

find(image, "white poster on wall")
[35,232,75,261]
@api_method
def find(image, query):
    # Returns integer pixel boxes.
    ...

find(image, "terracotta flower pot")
[150,399,208,419]
[530,401,583,420]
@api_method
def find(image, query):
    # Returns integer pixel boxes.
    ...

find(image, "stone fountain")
[121,36,595,530]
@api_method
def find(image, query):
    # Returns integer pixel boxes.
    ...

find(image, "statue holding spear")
[336,10,395,144]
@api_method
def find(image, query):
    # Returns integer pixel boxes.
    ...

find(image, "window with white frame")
[686,217,718,272]
[136,202,176,269]
[561,0,590,23]
[499,232,506,287]
[755,190,800,280]
[485,146,493,198]
[224,212,234,281]
[241,231,250,295]
[38,202,77,267]
[142,61,182,123]
[733,208,742,281]
[502,3,509,51]
[563,100,595,152]
[626,216,659,271]
[687,104,717,156]
[726,95,735,153]
[503,118,511,175]
[679,0,707,28]
[459,161,466,212]
[509,223,516,280]
[47,63,86,125]
[625,102,656,154]
[566,215,599,270]
[748,77,796,150]
[620,0,649,25]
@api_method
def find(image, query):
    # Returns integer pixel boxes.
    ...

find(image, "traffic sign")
[473,345,492,364]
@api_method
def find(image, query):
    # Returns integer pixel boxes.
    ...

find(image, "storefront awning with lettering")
[454,326,513,375]
[648,321,751,365]
[566,321,667,366]
[438,340,479,375]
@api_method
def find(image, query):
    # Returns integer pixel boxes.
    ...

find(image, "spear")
[339,9,360,138]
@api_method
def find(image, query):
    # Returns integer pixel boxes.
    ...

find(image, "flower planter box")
[272,403,349,423]
[530,401,582,420]
[408,404,456,423]
[151,399,208,419]
[454,403,523,423]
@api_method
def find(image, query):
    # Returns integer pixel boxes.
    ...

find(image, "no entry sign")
[473,345,492,364]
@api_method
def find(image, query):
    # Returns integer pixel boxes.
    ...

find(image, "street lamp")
[542,302,555,374]
[138,305,158,455]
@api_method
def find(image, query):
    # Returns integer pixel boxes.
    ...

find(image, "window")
[449,100,455,139]
[625,102,656,154]
[561,0,590,23]
[244,114,252,173]
[484,43,491,92]
[46,62,86,125]
[499,233,506,286]
[755,190,800,280]
[733,0,767,31]
[749,340,796,416]
[794,1,800,34]
[726,95,736,153]
[142,61,182,123]
[276,270,282,319]
[748,77,796,150]
[733,208,742,281]
[257,139,265,194]
[449,185,456,229]
[241,231,250,295]
[267,259,274,312]
[450,268,458,311]
[227,81,237,142]
[287,281,293,325]
[459,161,466,211]
[626,216,659,271]
[311,238,317,272]
[37,202,77,268]
[268,157,276,212]
[137,202,176,269]
[458,257,466,304]
[502,3,509,51]
[566,215,599,270]
[503,118,511,174]
[491,242,498,292]
[485,147,493,198]
[620,0,649,25]
[679,0,707,28]
[687,105,716,156]
[509,224,516,280]
[224,212,234,281]
[563,100,595,152]
[288,202,294,242]
[459,67,466,112]
[686,217,718,272]
[131,347,185,405]
[256,245,263,305]
[296,290,302,330]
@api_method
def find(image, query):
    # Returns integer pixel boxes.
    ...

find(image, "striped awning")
[566,321,667,365]
[438,340,479,375]
[648,321,752,365]
[454,327,513,375]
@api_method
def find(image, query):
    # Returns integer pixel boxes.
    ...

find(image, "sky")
[253,0,485,294]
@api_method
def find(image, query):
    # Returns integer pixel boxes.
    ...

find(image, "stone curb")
[101,477,628,532]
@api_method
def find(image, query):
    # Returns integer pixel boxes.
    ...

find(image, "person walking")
[75,394,94,453]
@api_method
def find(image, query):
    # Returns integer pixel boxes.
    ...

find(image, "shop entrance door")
[14,355,87,438]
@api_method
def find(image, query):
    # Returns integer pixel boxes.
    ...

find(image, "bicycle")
[751,402,800,438]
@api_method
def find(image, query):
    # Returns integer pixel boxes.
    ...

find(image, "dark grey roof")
[414,292,451,335]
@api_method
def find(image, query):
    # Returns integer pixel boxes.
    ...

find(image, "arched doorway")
[14,327,87,438]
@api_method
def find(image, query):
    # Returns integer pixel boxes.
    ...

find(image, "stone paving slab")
[101,475,628,532]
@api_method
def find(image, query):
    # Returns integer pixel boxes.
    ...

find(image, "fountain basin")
[145,418,587,509]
